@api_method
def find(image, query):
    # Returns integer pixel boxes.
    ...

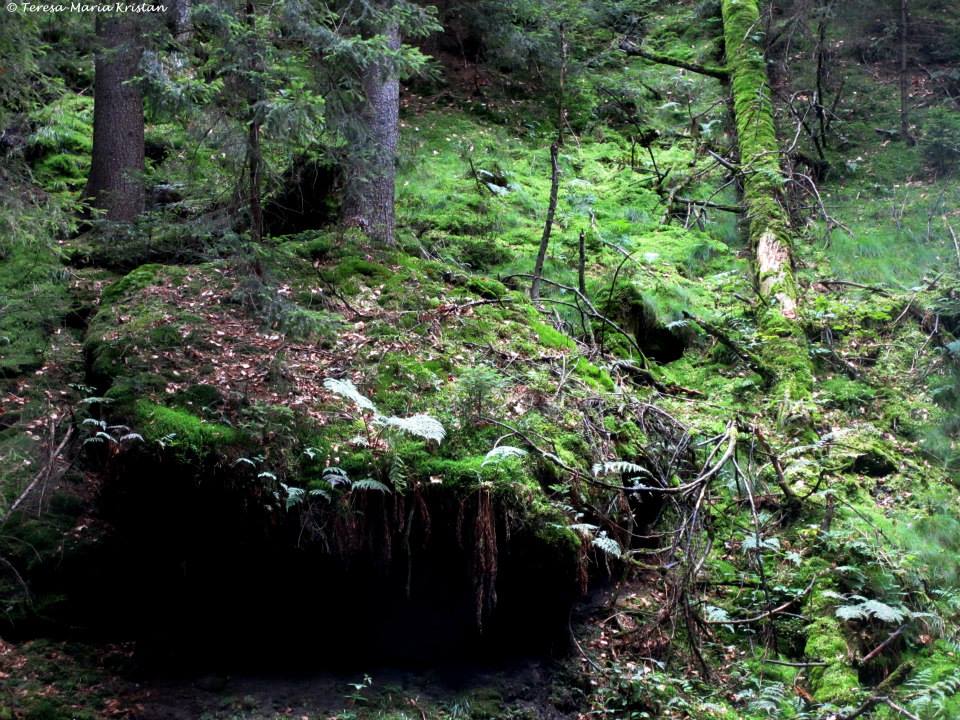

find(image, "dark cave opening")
[21,453,580,673]
[263,158,340,237]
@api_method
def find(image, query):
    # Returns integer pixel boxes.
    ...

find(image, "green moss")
[103,375,167,406]
[461,688,505,720]
[535,521,581,554]
[833,428,899,477]
[573,358,616,392]
[610,419,649,458]
[804,616,848,660]
[804,606,860,704]
[465,276,508,299]
[134,401,240,452]
[760,327,814,407]
[819,377,877,411]
[100,264,166,305]
[293,234,335,261]
[0,241,69,377]
[529,317,577,350]
[323,257,393,291]
[171,384,225,412]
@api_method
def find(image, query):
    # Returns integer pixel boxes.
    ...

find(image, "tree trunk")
[342,23,401,246]
[245,0,263,244]
[248,118,263,243]
[577,229,587,296]
[530,142,560,301]
[167,0,191,40]
[721,0,813,404]
[898,0,915,145]
[85,16,144,223]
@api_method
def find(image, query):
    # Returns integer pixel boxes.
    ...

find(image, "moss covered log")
[722,0,813,404]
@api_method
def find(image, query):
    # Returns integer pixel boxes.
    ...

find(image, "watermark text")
[6,2,168,12]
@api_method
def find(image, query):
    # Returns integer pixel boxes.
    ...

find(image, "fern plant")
[824,591,910,624]
[320,377,446,493]
[908,666,960,719]
[323,377,446,444]
[481,445,527,466]
[567,522,622,559]
[28,93,93,192]
[283,466,391,511]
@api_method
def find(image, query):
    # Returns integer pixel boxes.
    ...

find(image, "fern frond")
[322,466,350,487]
[379,414,446,443]
[742,534,781,552]
[389,454,407,491]
[704,605,731,623]
[323,377,378,413]
[351,478,391,494]
[836,599,907,624]
[282,484,304,510]
[592,532,622,558]
[482,445,528,466]
[592,460,650,477]
[908,667,960,717]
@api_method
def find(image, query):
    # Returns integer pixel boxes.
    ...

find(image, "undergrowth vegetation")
[1,0,960,719]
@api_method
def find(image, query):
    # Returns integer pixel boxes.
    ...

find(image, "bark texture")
[167,0,192,41]
[245,0,263,243]
[85,16,145,223]
[342,24,401,246]
[721,0,812,403]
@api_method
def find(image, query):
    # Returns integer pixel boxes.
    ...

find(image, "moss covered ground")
[1,1,960,718]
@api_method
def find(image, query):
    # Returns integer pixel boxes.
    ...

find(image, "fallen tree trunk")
[721,0,813,405]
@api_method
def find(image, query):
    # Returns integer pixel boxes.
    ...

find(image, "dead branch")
[1,422,75,527]
[674,197,743,214]
[619,39,729,81]
[531,142,561,300]
[816,279,892,296]
[683,312,775,384]
[946,219,960,271]
[706,573,818,625]
[860,625,905,665]
[750,424,801,510]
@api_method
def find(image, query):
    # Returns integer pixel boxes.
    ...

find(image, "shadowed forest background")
[2,0,960,718]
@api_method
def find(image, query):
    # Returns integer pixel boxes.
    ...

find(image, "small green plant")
[344,674,374,705]
[455,365,507,426]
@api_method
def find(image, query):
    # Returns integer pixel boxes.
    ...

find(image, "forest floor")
[3,2,960,719]
[0,633,594,719]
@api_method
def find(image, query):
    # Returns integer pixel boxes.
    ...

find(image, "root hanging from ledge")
[473,488,499,629]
